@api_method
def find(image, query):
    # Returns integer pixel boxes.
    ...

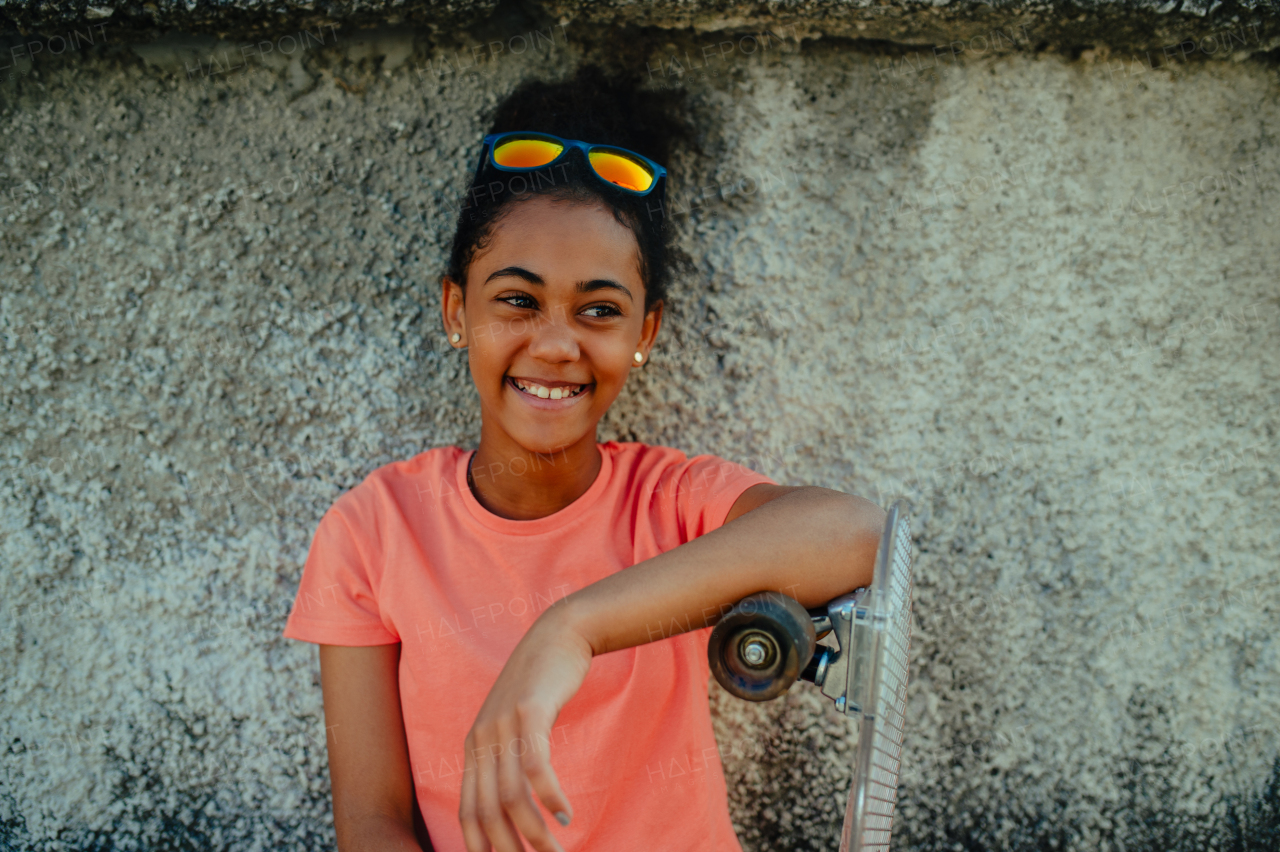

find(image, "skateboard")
[708,501,914,852]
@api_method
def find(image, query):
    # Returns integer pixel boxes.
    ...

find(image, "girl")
[283,67,886,852]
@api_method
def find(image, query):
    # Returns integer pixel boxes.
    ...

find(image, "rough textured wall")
[2,17,1278,852]
[4,0,1280,51]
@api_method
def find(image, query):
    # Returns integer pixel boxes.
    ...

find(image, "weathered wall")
[1,12,1278,852]
[4,0,1280,52]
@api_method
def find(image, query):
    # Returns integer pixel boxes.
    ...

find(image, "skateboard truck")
[708,501,914,852]
[706,587,878,720]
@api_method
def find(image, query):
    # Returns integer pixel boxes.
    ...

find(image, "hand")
[459,605,593,852]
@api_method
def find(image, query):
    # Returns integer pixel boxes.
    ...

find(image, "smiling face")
[442,194,663,456]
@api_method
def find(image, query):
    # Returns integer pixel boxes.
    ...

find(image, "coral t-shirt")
[283,441,775,852]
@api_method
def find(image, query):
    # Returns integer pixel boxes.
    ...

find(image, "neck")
[468,427,603,520]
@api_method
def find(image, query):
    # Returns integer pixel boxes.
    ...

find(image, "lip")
[505,375,593,410]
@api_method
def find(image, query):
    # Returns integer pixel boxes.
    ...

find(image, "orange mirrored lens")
[589,150,654,192]
[493,138,564,169]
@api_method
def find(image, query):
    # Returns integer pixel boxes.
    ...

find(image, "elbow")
[860,497,889,547]
[801,488,886,536]
[823,490,886,591]
[788,488,887,590]
[819,488,886,538]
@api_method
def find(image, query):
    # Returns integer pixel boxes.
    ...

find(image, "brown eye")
[582,305,622,318]
[499,295,537,309]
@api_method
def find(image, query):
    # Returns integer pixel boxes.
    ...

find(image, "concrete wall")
[2,12,1278,852]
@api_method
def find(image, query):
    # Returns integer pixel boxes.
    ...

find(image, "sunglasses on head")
[477,131,668,197]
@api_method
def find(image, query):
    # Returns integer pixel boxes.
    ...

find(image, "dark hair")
[445,66,688,314]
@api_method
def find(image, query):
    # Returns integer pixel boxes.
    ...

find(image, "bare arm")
[320,643,433,852]
[560,483,887,655]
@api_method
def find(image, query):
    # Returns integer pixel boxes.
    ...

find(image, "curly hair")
[445,65,690,314]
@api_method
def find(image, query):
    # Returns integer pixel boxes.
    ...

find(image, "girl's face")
[442,195,663,455]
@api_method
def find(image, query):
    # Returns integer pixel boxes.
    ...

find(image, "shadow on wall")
[897,736,1280,851]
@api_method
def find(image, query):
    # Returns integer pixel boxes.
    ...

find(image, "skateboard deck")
[838,502,913,852]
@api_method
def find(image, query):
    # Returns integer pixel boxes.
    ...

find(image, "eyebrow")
[484,266,634,303]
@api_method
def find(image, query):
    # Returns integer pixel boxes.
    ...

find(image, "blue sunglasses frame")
[476,131,668,197]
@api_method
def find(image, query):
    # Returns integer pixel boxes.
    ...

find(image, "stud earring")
[451,333,461,344]
[634,351,644,363]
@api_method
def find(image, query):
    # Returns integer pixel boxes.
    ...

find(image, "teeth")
[512,378,584,399]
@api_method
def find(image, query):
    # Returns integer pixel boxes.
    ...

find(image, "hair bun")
[488,64,689,170]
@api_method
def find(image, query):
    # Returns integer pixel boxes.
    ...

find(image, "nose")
[525,306,580,363]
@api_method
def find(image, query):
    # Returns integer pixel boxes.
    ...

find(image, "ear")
[633,300,664,366]
[441,276,467,347]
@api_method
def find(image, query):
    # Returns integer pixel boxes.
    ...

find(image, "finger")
[515,706,573,825]
[459,738,492,852]
[496,727,565,852]
[474,733,525,852]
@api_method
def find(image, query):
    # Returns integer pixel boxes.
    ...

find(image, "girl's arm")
[458,485,885,852]
[319,644,432,852]
[564,484,885,653]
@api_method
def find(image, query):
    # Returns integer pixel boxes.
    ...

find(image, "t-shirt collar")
[455,443,614,536]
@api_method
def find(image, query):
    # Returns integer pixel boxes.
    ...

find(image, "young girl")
[283,67,886,852]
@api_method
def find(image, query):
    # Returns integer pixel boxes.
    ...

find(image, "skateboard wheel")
[708,592,817,701]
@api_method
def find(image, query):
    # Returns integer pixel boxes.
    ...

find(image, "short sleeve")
[660,453,777,544]
[282,503,400,646]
